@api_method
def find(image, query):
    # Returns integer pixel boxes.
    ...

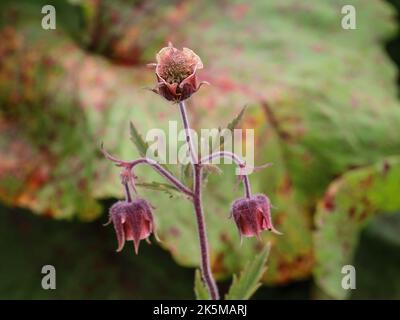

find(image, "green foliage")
[225,244,270,300]
[350,213,400,299]
[194,270,210,300]
[130,121,150,158]
[226,106,247,132]
[136,181,182,198]
[314,157,400,299]
[213,105,247,152]
[1,0,400,298]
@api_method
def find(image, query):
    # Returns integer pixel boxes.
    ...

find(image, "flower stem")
[200,151,252,198]
[101,147,194,198]
[193,164,219,300]
[124,183,132,202]
[179,101,219,300]
[178,101,198,164]
[243,175,251,198]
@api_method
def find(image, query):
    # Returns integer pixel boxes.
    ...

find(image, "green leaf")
[213,106,247,152]
[314,157,400,299]
[202,164,222,176]
[136,181,183,198]
[194,269,209,300]
[179,163,193,187]
[2,0,400,287]
[130,121,175,175]
[227,105,247,131]
[202,106,247,183]
[225,243,270,300]
[130,121,150,158]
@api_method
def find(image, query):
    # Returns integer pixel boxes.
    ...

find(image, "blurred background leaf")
[314,157,400,299]
[1,0,400,299]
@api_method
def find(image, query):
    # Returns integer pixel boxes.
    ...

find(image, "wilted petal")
[182,47,203,69]
[109,201,128,252]
[231,194,281,240]
[150,43,205,102]
[105,199,155,254]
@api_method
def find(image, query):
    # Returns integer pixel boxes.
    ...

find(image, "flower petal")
[183,47,203,69]
[112,213,126,252]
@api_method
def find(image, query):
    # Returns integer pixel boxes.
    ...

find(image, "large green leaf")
[314,157,400,299]
[1,0,400,289]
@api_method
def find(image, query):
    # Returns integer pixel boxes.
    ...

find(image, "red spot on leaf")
[360,174,373,188]
[323,194,335,212]
[232,4,249,20]
[169,227,181,238]
[278,175,292,197]
[382,160,391,175]
[212,252,228,276]
[348,207,356,218]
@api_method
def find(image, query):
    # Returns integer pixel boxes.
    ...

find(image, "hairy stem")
[200,151,252,198]
[179,101,220,300]
[179,101,198,164]
[130,159,194,197]
[101,148,194,198]
[124,183,132,202]
[193,164,219,300]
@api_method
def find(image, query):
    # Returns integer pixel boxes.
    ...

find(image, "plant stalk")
[178,101,220,300]
[193,164,219,300]
[200,151,252,198]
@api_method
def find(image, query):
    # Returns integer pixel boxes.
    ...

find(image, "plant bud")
[230,194,281,240]
[106,199,155,254]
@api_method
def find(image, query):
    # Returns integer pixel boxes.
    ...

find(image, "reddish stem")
[193,164,219,300]
[101,149,194,198]
[179,101,220,300]
[200,151,252,198]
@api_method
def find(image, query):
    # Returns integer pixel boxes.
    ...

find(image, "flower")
[230,194,281,240]
[105,199,155,254]
[149,42,207,102]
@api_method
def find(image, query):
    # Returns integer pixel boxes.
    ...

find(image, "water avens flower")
[102,44,279,300]
[149,43,207,102]
[105,199,155,254]
[230,194,281,240]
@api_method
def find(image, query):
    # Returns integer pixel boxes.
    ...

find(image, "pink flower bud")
[149,43,207,102]
[230,194,281,240]
[105,199,155,254]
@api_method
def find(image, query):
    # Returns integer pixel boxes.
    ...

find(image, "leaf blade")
[225,243,270,300]
[227,105,247,131]
[136,181,183,198]
[130,121,150,158]
[194,269,209,300]
[314,157,400,299]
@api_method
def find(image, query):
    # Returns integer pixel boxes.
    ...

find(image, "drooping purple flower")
[230,194,281,240]
[105,199,155,254]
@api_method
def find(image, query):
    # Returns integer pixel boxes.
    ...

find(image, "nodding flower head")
[149,43,207,103]
[105,199,155,254]
[230,194,281,240]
